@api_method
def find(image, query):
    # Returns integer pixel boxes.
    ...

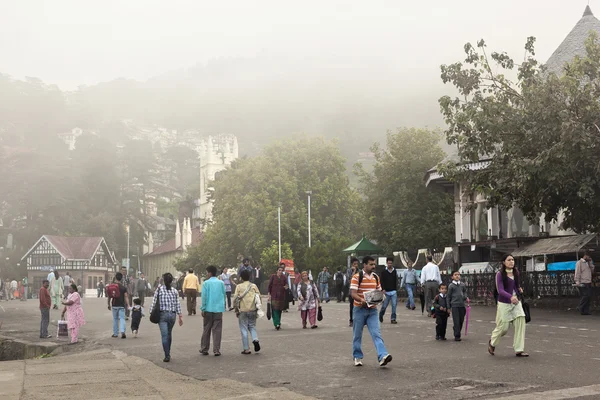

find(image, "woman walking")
[488,254,529,357]
[234,269,261,354]
[150,273,183,362]
[267,265,288,330]
[61,284,85,344]
[297,270,320,329]
[50,271,64,309]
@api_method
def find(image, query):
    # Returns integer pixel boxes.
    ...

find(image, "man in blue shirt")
[200,265,226,356]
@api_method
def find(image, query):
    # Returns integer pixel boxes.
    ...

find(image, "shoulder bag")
[150,287,161,324]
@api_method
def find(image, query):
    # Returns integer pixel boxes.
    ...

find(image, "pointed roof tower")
[545,5,600,75]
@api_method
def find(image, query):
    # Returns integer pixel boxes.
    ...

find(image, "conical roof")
[341,234,384,254]
[545,6,600,75]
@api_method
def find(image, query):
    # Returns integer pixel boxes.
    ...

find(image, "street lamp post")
[278,204,282,262]
[306,191,312,248]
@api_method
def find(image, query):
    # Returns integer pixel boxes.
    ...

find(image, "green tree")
[439,33,600,233]
[196,136,365,269]
[357,128,454,252]
[260,240,293,276]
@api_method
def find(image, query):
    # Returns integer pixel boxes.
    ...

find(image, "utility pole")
[278,204,282,262]
[126,223,130,275]
[306,191,312,248]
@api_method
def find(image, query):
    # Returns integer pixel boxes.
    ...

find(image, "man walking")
[200,265,226,356]
[401,261,418,310]
[317,267,331,303]
[39,280,52,338]
[120,267,132,320]
[237,258,254,283]
[379,257,398,324]
[575,252,595,315]
[107,272,130,339]
[350,256,392,367]
[97,279,104,298]
[334,268,345,302]
[21,277,28,301]
[136,273,148,307]
[183,268,200,315]
[63,272,72,299]
[420,255,441,317]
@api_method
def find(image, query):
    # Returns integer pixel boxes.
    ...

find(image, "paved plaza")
[2,297,600,399]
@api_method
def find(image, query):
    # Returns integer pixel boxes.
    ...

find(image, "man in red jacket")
[39,280,52,338]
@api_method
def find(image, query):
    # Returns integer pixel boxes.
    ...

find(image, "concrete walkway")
[0,348,315,400]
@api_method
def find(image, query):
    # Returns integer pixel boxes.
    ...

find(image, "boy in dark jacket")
[447,271,468,341]
[433,283,450,340]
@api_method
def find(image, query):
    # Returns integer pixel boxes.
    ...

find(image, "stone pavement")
[0,348,315,400]
[3,297,600,399]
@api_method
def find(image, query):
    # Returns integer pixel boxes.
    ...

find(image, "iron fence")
[396,271,600,309]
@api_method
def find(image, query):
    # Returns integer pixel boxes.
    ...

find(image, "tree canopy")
[188,136,364,269]
[439,33,600,233]
[357,127,454,252]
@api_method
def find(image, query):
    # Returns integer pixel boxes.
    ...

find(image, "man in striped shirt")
[349,256,392,367]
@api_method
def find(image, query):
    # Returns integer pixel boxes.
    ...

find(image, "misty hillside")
[69,54,447,159]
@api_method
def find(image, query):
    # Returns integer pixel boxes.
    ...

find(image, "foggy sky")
[1,0,593,91]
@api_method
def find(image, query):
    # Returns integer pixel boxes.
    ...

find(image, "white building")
[194,134,238,229]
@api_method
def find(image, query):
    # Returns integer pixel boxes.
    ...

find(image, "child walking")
[433,283,449,340]
[130,298,145,338]
[447,271,468,341]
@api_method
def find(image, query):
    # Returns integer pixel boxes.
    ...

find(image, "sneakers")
[354,358,363,367]
[379,354,392,367]
[253,340,261,352]
[133,330,138,338]
[391,320,397,324]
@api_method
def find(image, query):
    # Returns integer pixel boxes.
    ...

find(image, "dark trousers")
[435,313,448,339]
[201,312,223,354]
[185,289,197,315]
[137,291,145,307]
[425,281,438,315]
[336,284,344,302]
[343,285,350,302]
[579,284,592,314]
[349,300,354,321]
[226,292,232,309]
[131,312,142,332]
[452,306,466,339]
[40,308,50,337]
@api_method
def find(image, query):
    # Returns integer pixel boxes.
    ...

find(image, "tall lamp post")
[306,191,312,248]
[278,203,282,262]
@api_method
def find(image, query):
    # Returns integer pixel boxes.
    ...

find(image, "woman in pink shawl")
[61,284,85,344]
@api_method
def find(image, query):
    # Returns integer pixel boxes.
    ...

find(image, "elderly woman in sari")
[61,284,85,344]
[297,270,320,329]
[50,271,64,309]
[267,265,288,330]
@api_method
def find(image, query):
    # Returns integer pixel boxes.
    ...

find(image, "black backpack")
[335,272,344,284]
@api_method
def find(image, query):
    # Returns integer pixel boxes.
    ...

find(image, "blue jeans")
[319,283,329,301]
[238,311,259,350]
[352,307,388,361]
[112,307,125,335]
[379,290,397,321]
[159,311,176,358]
[405,284,416,308]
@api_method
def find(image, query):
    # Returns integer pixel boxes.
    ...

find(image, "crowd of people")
[31,253,537,367]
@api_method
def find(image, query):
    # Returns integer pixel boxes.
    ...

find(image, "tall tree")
[191,136,365,268]
[439,33,600,233]
[357,128,454,252]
